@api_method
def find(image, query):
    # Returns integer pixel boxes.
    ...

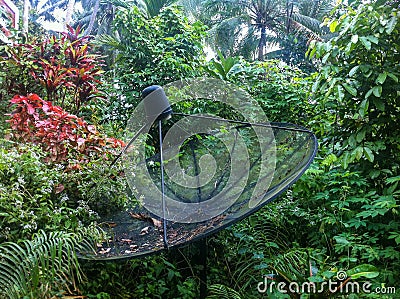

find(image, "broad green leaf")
[349,65,359,77]
[387,73,399,82]
[349,134,356,147]
[342,152,350,169]
[367,35,379,44]
[334,236,350,245]
[356,129,366,143]
[347,264,379,279]
[308,45,317,58]
[359,99,369,118]
[388,232,400,245]
[386,16,398,34]
[363,147,374,162]
[372,98,385,111]
[365,88,373,99]
[369,169,381,179]
[375,72,387,84]
[343,83,357,96]
[308,276,324,283]
[337,85,344,100]
[360,36,371,50]
[322,52,331,63]
[354,146,364,160]
[372,85,382,97]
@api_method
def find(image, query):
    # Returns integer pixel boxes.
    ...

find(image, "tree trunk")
[23,0,29,34]
[64,0,76,29]
[257,26,266,61]
[84,0,100,36]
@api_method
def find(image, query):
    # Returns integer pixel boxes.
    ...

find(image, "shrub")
[0,142,91,242]
[6,93,124,164]
[0,26,104,116]
[100,5,206,124]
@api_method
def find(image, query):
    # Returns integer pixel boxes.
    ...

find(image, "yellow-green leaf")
[347,264,379,279]
[330,20,338,32]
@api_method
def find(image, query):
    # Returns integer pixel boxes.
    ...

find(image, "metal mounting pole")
[159,119,168,249]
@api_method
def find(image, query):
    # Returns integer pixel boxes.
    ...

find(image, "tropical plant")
[0,229,93,299]
[12,0,70,34]
[308,0,400,177]
[0,141,95,241]
[79,254,198,298]
[75,0,179,37]
[0,26,104,115]
[98,5,206,124]
[192,0,332,62]
[206,284,242,299]
[6,93,124,163]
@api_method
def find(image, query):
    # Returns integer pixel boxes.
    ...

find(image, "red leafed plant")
[2,26,104,115]
[7,93,124,163]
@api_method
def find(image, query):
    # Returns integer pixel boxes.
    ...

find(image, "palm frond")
[106,0,137,9]
[96,34,125,50]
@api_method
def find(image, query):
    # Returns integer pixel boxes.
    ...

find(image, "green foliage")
[0,142,86,241]
[99,5,206,124]
[244,60,312,124]
[203,50,246,81]
[0,229,92,299]
[204,57,312,123]
[0,138,128,242]
[194,0,331,63]
[1,1,399,298]
[290,154,399,281]
[80,255,198,298]
[308,0,400,177]
[206,284,242,299]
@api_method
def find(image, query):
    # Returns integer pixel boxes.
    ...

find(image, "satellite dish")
[79,79,317,260]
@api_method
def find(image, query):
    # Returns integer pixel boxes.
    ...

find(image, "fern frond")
[0,230,93,299]
[206,284,242,299]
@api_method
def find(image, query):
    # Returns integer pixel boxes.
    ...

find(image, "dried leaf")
[99,247,111,254]
[140,226,150,235]
[152,218,162,228]
[54,183,65,194]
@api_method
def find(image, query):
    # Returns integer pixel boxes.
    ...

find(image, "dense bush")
[308,0,400,176]
[203,54,312,124]
[99,5,207,124]
[0,142,87,242]
[6,93,124,163]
